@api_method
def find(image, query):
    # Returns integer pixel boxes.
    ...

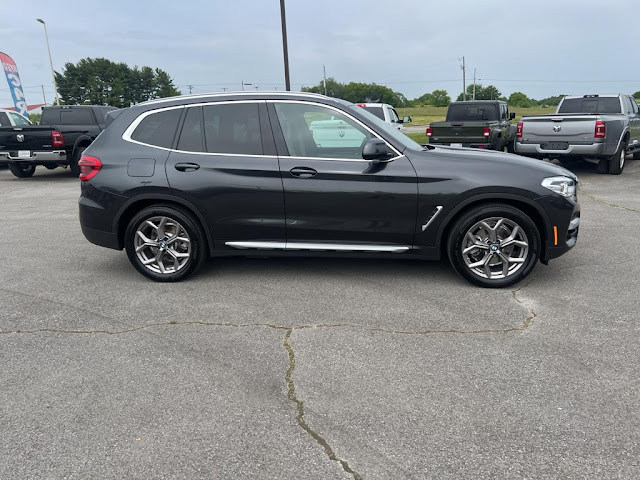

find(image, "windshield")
[446,103,499,121]
[343,102,422,152]
[558,97,622,114]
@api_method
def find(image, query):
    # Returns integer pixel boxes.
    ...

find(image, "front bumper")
[0,150,67,164]
[538,194,580,263]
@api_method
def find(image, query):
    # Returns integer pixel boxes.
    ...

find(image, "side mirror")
[362,138,394,161]
[403,116,412,123]
[509,112,516,120]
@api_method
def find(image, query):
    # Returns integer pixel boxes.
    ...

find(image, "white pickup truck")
[515,94,640,175]
[355,103,411,131]
[0,108,33,127]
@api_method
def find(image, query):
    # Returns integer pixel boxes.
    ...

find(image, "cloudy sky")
[1,0,638,108]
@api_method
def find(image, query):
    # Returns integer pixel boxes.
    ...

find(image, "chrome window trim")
[122,98,403,162]
[225,241,410,253]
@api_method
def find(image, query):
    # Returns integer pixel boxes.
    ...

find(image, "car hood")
[414,145,577,181]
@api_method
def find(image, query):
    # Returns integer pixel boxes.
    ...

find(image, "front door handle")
[175,162,200,172]
[289,167,317,178]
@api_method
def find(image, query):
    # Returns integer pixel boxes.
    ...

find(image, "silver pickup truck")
[515,94,640,175]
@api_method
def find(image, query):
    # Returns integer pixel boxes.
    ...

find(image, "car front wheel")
[447,204,540,288]
[124,205,207,282]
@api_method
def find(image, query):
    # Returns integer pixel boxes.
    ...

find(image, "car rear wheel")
[124,205,207,282]
[447,204,540,288]
[8,163,36,178]
[70,146,85,177]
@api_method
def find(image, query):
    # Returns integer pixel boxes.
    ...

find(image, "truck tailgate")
[430,121,493,144]
[0,127,55,151]
[520,115,600,144]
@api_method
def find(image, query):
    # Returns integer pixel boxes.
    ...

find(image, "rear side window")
[0,112,10,126]
[177,106,204,152]
[558,97,622,114]
[446,104,498,121]
[60,108,94,125]
[203,103,262,155]
[131,108,183,149]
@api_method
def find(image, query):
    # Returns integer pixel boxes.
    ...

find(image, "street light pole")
[36,19,59,105]
[280,0,291,91]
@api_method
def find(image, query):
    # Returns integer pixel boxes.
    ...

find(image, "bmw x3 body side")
[78,92,580,287]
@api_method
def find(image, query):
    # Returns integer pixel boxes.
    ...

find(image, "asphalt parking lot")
[1,159,639,479]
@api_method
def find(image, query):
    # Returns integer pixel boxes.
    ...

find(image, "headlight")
[541,176,576,198]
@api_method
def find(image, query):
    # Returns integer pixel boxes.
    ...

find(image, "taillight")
[78,155,102,181]
[482,127,491,138]
[51,130,65,147]
[595,121,606,138]
[426,126,432,137]
[516,122,523,138]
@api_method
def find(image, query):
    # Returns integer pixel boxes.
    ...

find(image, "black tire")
[447,203,540,288]
[70,146,85,177]
[596,156,609,174]
[44,164,58,170]
[124,205,208,282]
[506,140,516,154]
[8,163,36,178]
[608,141,627,175]
[633,150,640,160]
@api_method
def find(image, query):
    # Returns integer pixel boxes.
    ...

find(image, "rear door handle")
[289,167,317,178]
[175,162,200,172]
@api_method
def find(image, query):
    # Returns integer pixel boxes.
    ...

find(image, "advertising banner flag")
[0,52,30,120]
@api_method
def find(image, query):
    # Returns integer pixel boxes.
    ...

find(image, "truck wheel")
[8,163,36,178]
[608,141,627,175]
[506,140,516,154]
[596,157,610,174]
[633,150,640,160]
[447,203,540,288]
[70,146,85,177]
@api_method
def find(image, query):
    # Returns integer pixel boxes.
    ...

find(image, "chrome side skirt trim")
[422,206,443,231]
[225,241,410,253]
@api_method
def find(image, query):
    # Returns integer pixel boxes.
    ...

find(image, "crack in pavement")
[284,329,362,480]
[580,190,640,214]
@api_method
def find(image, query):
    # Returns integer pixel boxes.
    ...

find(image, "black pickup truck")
[427,100,517,151]
[0,105,117,178]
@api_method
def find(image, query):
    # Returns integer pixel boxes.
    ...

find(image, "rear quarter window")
[130,108,183,149]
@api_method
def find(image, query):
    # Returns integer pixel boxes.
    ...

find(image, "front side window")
[388,108,400,123]
[9,112,30,126]
[274,102,371,159]
[203,103,262,155]
[130,108,183,149]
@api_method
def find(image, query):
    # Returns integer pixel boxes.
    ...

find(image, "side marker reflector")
[553,226,558,246]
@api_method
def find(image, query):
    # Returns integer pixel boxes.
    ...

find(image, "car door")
[625,96,640,146]
[165,101,286,249]
[268,100,418,250]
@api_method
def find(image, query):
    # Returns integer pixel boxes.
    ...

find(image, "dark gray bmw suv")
[78,92,580,287]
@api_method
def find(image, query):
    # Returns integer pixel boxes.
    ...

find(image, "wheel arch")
[436,193,550,262]
[72,135,94,158]
[113,194,214,255]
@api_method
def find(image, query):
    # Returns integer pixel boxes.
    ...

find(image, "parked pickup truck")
[356,103,411,131]
[427,100,517,151]
[515,94,640,175]
[0,105,117,178]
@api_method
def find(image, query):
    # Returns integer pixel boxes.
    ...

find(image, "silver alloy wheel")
[134,216,191,275]
[619,149,625,169]
[461,217,529,280]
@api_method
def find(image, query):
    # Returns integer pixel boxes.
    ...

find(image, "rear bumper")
[0,150,67,164]
[430,141,493,149]
[515,142,605,157]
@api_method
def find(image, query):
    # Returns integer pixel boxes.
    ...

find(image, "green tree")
[456,84,501,101]
[430,89,450,107]
[632,91,640,100]
[508,91,532,108]
[55,57,181,107]
[302,79,406,107]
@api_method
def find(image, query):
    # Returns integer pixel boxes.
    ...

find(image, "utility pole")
[241,81,252,91]
[460,56,466,101]
[473,68,476,101]
[323,65,327,96]
[187,85,193,94]
[280,0,291,91]
[41,85,47,105]
[221,87,227,92]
